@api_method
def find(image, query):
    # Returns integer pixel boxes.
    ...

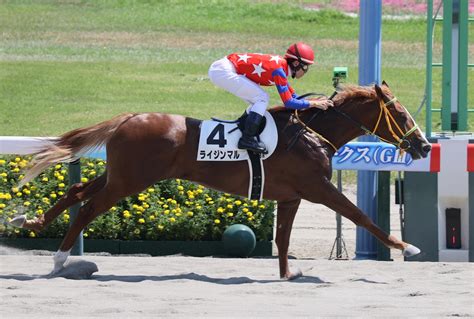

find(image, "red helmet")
[284,42,314,65]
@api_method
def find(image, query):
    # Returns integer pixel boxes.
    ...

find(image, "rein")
[292,92,419,153]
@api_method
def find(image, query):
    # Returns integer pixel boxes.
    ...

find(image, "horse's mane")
[269,84,390,113]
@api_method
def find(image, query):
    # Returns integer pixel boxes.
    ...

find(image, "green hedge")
[0,156,275,241]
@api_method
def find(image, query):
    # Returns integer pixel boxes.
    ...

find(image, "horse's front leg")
[275,198,302,280]
[308,180,420,257]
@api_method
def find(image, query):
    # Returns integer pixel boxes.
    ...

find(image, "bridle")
[293,93,419,153]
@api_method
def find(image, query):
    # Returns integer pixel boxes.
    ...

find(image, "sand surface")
[1,186,473,318]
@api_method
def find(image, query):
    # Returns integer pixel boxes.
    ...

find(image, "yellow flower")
[58,175,65,181]
[246,212,253,217]
[15,157,21,163]
[138,196,146,202]
[163,204,169,209]
[42,177,48,182]
[234,200,242,206]
[214,219,220,224]
[170,217,176,223]
[12,187,19,193]
[227,204,233,209]
[58,183,65,188]
[23,189,30,195]
[171,200,177,205]
[0,159,5,165]
[4,193,12,200]
[0,204,5,209]
[259,204,266,209]
[164,210,170,215]
[157,225,164,230]
[83,232,89,238]
[147,188,155,193]
[247,217,254,221]
[23,201,31,207]
[0,173,7,177]
[55,164,61,169]
[12,168,20,173]
[242,208,249,213]
[88,170,96,177]
[143,203,150,209]
[37,209,44,215]
[16,192,22,197]
[50,193,57,199]
[149,215,155,221]
[98,161,105,166]
[58,191,64,196]
[110,206,117,211]
[123,210,131,218]
[29,231,36,238]
[187,211,194,217]
[227,212,234,217]
[177,185,184,191]
[138,218,145,224]
[63,214,70,222]
[81,177,88,183]
[134,228,140,235]
[217,207,224,213]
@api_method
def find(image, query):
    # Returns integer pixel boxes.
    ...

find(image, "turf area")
[1,0,473,136]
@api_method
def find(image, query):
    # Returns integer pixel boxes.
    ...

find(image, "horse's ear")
[382,80,389,88]
[374,84,385,99]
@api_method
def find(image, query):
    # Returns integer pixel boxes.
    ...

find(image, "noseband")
[293,95,419,153]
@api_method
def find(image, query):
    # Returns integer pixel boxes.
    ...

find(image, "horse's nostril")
[422,144,432,153]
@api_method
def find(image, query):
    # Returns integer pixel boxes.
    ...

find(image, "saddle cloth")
[197,111,278,161]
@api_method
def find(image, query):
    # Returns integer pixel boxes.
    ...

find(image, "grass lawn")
[1,0,473,136]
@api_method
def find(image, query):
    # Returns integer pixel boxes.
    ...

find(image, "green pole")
[457,0,468,131]
[377,171,391,261]
[442,0,453,131]
[426,0,433,137]
[68,159,83,256]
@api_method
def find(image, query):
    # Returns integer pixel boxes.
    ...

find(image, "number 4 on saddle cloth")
[197,111,278,200]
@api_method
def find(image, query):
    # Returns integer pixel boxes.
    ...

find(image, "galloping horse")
[12,82,431,279]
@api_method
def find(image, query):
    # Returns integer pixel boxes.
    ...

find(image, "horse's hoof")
[283,268,303,281]
[9,215,27,228]
[47,266,64,278]
[403,244,421,257]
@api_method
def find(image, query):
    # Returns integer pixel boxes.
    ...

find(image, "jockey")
[208,42,334,154]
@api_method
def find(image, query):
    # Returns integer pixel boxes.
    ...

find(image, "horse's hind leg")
[51,185,120,273]
[13,174,107,232]
[312,180,420,257]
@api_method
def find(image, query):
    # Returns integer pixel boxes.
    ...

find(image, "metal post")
[377,171,391,261]
[68,159,83,256]
[355,0,381,260]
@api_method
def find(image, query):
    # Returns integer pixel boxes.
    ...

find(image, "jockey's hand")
[309,99,334,110]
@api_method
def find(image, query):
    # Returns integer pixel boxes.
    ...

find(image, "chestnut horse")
[12,83,431,279]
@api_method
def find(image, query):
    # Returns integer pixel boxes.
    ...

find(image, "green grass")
[1,0,473,136]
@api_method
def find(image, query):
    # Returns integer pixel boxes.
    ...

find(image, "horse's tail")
[19,113,137,187]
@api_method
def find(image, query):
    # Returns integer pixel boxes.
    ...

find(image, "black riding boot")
[238,112,268,154]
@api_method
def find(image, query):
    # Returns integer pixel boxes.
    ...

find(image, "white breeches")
[208,57,269,116]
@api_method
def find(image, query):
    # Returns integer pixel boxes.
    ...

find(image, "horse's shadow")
[0,272,330,285]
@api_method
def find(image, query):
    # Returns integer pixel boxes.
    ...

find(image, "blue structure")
[355,0,382,259]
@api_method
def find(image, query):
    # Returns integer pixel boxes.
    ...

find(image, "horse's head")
[372,82,431,159]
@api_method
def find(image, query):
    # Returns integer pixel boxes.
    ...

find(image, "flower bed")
[0,156,275,244]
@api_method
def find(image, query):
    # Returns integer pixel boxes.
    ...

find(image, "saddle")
[197,111,278,200]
